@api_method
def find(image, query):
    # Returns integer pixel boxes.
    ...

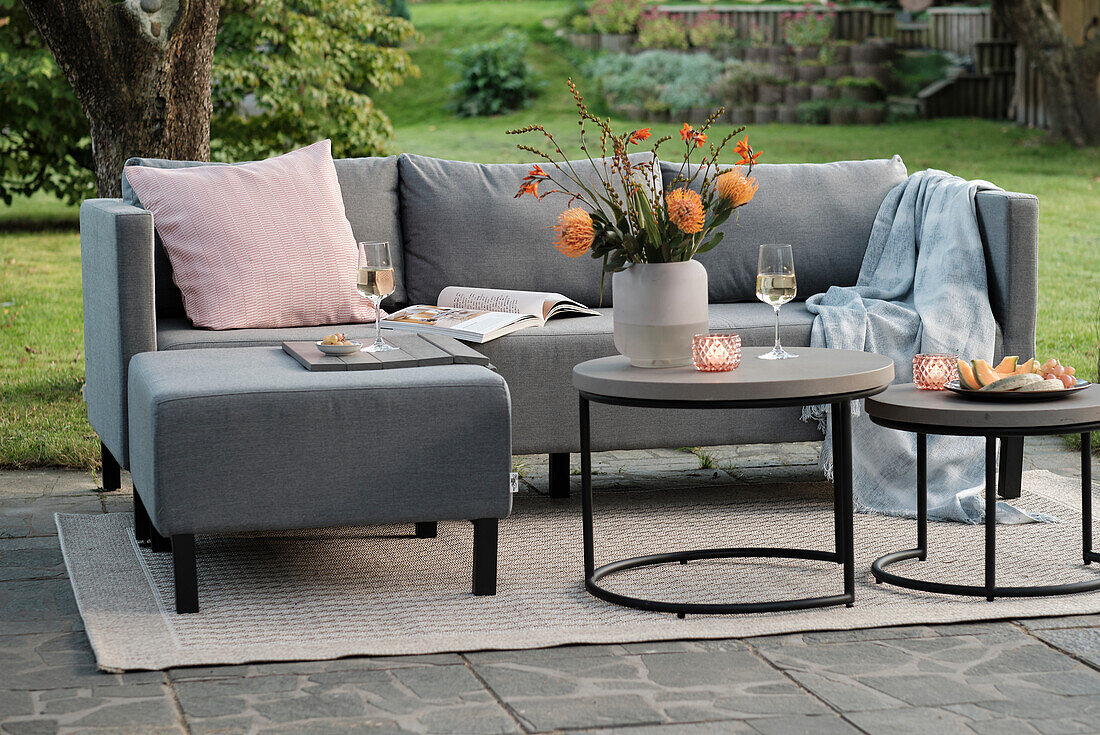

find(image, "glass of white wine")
[357,241,398,353]
[756,243,798,360]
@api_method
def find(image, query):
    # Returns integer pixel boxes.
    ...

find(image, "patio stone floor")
[1,436,1099,734]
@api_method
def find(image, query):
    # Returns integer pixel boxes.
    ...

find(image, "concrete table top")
[866,383,1100,432]
[573,347,895,403]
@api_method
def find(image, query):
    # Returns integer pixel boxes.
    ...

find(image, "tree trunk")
[996,0,1100,147]
[22,0,219,197]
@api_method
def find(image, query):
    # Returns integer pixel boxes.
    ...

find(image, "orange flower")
[515,181,540,199]
[679,122,694,142]
[554,208,595,257]
[525,164,549,181]
[692,131,707,147]
[734,137,762,166]
[666,188,705,234]
[628,128,652,144]
[716,168,758,207]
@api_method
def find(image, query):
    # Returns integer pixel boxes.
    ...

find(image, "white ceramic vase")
[612,260,709,368]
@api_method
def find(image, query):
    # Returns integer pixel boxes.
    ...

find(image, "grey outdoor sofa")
[81,152,1038,502]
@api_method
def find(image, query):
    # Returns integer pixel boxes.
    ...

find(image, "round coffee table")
[572,346,894,616]
[865,384,1100,601]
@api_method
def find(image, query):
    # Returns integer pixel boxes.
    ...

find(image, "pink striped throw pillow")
[124,140,381,330]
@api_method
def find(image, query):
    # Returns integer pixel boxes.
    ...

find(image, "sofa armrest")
[975,190,1038,361]
[80,199,157,468]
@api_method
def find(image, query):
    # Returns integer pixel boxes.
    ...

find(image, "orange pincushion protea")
[716,168,758,207]
[554,208,596,257]
[666,188,705,234]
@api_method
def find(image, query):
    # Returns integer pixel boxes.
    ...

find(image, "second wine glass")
[357,241,398,353]
[756,243,798,360]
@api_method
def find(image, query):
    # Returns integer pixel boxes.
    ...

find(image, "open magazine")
[383,286,598,343]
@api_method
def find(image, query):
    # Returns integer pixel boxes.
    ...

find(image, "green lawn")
[0,0,1097,470]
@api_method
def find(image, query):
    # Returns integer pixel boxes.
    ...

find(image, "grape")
[1060,374,1075,389]
[1065,366,1076,376]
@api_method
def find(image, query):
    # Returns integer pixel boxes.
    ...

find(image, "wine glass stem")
[773,306,782,352]
[374,298,383,345]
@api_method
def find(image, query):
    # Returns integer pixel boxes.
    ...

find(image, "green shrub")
[448,32,538,117]
[637,11,689,50]
[589,0,647,34]
[892,50,953,97]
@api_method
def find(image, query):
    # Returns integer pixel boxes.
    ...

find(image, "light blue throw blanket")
[803,169,1054,524]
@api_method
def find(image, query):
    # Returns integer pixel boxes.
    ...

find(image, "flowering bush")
[637,10,689,50]
[588,0,647,34]
[687,12,729,49]
[507,80,761,277]
[781,4,836,48]
[590,51,723,114]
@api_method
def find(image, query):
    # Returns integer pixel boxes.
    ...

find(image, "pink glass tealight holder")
[913,353,958,390]
[692,333,742,372]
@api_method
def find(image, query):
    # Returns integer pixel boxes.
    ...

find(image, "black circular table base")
[872,547,1100,601]
[586,547,854,617]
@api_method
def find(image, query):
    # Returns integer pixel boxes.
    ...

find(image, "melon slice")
[971,359,1002,387]
[1014,358,1038,375]
[994,356,1019,374]
[957,360,982,390]
[1016,378,1065,392]
[979,373,1043,392]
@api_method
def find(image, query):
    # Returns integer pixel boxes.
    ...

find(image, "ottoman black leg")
[1084,433,1096,565]
[150,522,172,553]
[101,442,121,491]
[133,491,152,546]
[998,437,1024,499]
[831,401,855,606]
[472,518,498,596]
[549,453,571,499]
[415,522,437,539]
[985,436,998,601]
[172,534,199,614]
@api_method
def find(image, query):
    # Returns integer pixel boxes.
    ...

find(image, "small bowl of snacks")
[946,357,1091,401]
[316,333,362,356]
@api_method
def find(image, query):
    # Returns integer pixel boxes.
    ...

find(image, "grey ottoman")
[127,347,512,613]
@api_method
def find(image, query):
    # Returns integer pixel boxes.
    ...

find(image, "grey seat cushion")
[127,348,512,535]
[398,152,661,308]
[122,155,407,312]
[661,157,908,303]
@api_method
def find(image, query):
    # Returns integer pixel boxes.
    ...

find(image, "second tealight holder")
[692,333,742,372]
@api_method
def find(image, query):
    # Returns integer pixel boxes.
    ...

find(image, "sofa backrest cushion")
[662,156,907,302]
[398,152,661,307]
[123,140,382,330]
[122,153,405,312]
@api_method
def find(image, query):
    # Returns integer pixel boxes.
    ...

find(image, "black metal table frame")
[868,415,1100,601]
[580,386,886,616]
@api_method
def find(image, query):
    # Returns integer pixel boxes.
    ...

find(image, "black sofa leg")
[101,442,121,491]
[472,518,498,596]
[150,521,173,553]
[133,491,152,546]
[172,534,199,614]
[548,452,571,499]
[415,522,437,538]
[999,436,1024,499]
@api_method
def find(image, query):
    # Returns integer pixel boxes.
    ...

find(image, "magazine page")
[438,287,550,319]
[383,305,536,342]
[438,286,597,323]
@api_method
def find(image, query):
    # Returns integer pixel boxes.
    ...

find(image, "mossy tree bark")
[21,0,220,197]
[996,0,1100,147]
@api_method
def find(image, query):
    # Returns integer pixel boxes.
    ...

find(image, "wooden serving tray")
[283,333,490,371]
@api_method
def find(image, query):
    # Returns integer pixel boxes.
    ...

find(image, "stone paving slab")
[1,438,1100,733]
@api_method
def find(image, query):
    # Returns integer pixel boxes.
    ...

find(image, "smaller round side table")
[865,384,1100,601]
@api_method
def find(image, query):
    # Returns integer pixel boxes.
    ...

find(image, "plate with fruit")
[316,333,362,356]
[945,357,1090,401]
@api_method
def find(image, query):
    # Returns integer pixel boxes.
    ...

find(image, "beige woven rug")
[58,470,1100,672]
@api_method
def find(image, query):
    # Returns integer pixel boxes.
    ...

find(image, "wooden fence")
[919,71,1015,120]
[1013,49,1048,128]
[925,6,1005,56]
